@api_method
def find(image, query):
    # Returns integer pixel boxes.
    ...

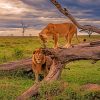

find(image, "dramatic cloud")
[0,0,100,36]
[0,0,32,15]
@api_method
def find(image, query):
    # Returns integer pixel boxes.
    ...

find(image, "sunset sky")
[0,0,100,35]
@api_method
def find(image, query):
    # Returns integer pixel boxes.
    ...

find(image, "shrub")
[38,81,68,100]
[13,48,24,59]
[1,55,7,63]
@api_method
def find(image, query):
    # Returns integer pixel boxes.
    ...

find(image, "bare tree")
[50,0,100,35]
[29,34,32,37]
[21,21,29,36]
[0,1,99,99]
[10,34,14,36]
[15,41,99,100]
[0,41,100,99]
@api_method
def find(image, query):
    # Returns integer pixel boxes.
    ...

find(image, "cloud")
[0,0,32,16]
[0,0,100,36]
[78,0,100,4]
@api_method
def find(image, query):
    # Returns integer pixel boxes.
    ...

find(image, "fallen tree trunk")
[0,58,31,71]
[16,41,100,100]
[50,0,100,34]
[16,60,63,100]
[0,41,100,72]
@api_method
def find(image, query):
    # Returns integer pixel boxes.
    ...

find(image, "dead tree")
[0,58,31,71]
[0,1,100,99]
[0,41,99,99]
[50,0,100,35]
[21,21,29,36]
[7,41,99,100]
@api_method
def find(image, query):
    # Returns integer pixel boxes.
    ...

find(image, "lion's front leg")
[32,63,39,82]
[53,33,59,49]
[35,72,39,83]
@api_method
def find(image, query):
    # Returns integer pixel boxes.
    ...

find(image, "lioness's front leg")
[53,33,59,49]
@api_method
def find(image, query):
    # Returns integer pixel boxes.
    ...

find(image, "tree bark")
[50,0,100,34]
[16,41,100,100]
[0,58,31,71]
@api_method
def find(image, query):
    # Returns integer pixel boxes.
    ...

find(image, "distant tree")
[29,34,32,37]
[10,34,13,36]
[21,21,29,36]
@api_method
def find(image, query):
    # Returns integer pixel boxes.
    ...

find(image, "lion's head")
[32,48,45,64]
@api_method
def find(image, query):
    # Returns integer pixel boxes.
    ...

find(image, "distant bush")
[13,48,24,59]
[2,55,7,62]
[33,81,68,100]
[0,51,8,63]
[0,55,7,63]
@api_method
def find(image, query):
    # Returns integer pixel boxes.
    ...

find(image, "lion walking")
[39,23,79,49]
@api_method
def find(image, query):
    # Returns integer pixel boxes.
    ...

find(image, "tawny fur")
[39,23,79,49]
[32,48,53,82]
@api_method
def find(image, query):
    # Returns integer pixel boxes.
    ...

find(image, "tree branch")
[15,41,100,100]
[0,41,99,99]
[50,0,100,34]
[0,58,31,71]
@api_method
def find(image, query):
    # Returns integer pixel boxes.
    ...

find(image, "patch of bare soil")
[80,84,100,91]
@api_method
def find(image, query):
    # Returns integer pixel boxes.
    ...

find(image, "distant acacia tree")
[21,21,29,36]
[10,34,13,36]
[29,34,32,37]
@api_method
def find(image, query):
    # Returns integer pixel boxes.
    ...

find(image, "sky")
[0,0,100,35]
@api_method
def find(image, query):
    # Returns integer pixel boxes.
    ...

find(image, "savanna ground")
[0,35,100,100]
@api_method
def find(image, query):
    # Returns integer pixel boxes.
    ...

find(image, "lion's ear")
[42,50,46,55]
[33,51,36,54]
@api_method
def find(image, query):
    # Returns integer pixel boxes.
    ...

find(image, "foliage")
[0,36,100,99]
[13,48,24,59]
[0,35,100,63]
[32,81,100,100]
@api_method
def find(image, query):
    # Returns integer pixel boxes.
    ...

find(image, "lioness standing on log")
[39,23,79,49]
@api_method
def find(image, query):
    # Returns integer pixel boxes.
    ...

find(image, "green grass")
[0,35,100,99]
[0,36,41,63]
[0,77,33,100]
[0,70,34,100]
[0,35,100,64]
[61,60,100,85]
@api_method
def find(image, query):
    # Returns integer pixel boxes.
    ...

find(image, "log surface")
[15,41,100,100]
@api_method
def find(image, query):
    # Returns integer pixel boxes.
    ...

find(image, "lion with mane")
[32,48,53,82]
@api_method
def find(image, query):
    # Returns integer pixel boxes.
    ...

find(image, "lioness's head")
[39,23,54,42]
[32,48,45,64]
[39,29,49,43]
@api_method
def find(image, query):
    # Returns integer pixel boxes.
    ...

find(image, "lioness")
[39,23,79,49]
[32,48,53,82]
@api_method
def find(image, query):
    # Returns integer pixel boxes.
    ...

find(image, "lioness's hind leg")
[64,32,74,48]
